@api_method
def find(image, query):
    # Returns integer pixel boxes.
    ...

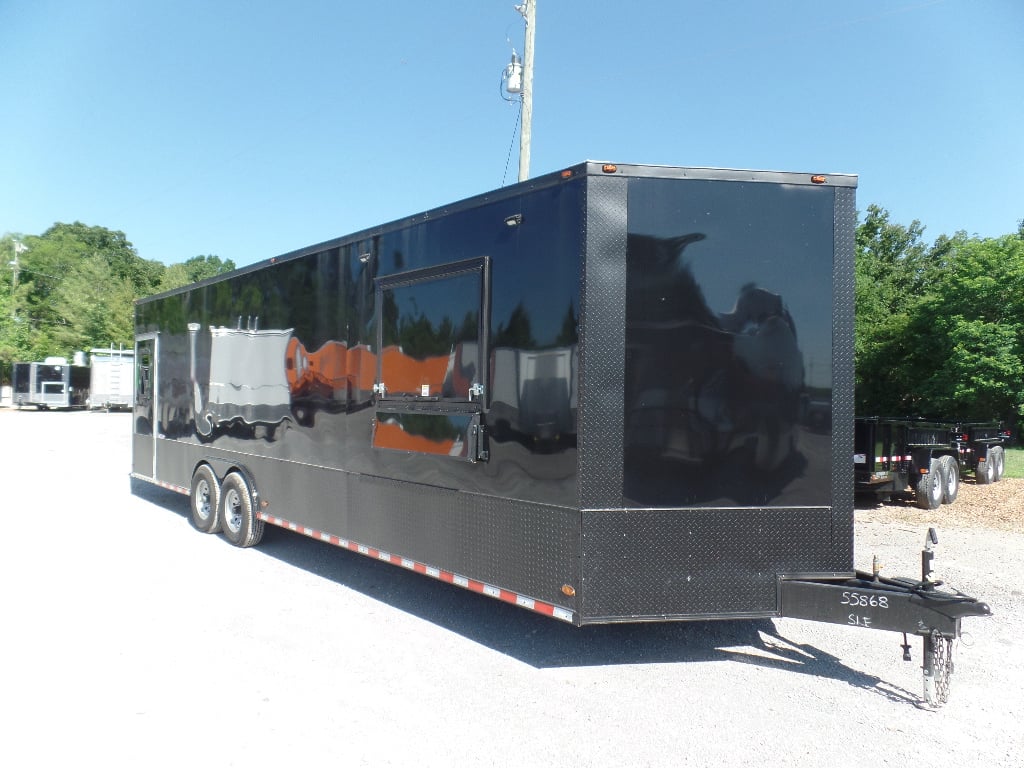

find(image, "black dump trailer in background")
[11,359,90,409]
[130,162,988,705]
[855,416,1010,508]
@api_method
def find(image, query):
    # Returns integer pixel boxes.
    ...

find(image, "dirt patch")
[856,476,1024,533]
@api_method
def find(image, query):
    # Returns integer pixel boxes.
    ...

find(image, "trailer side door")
[132,335,158,478]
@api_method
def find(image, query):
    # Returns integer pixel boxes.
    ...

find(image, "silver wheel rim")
[195,479,212,522]
[224,488,242,533]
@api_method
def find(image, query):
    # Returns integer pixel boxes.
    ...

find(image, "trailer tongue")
[780,528,991,706]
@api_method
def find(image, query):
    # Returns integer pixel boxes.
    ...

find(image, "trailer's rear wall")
[577,172,856,621]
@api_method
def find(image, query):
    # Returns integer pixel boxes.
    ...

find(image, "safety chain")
[925,630,954,707]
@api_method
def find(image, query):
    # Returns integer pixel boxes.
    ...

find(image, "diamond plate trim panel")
[580,507,846,620]
[347,474,579,609]
[579,175,628,510]
[832,186,857,560]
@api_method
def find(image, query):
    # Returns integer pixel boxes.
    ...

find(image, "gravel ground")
[1,408,1021,767]
[857,474,1024,534]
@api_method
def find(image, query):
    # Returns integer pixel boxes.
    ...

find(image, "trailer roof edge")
[136,161,858,305]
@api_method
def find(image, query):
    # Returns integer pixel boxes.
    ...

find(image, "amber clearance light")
[811,175,827,184]
[602,164,618,174]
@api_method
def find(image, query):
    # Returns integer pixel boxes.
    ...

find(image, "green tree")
[158,254,236,292]
[40,222,163,296]
[854,205,934,415]
[909,235,1024,420]
[1,223,234,370]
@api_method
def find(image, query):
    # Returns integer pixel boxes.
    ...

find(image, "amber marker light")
[560,169,574,179]
[811,175,827,184]
[602,164,618,174]
[561,584,576,597]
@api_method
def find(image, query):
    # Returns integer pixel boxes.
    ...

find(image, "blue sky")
[1,0,1021,268]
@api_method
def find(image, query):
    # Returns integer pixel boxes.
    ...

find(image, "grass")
[1001,447,1024,479]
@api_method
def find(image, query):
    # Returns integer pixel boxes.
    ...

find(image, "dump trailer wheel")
[189,464,222,533]
[914,459,943,510]
[976,452,995,485]
[219,472,265,548]
[992,446,1005,481]
[938,455,959,504]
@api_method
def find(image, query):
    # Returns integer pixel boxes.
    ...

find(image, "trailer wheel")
[189,464,222,533]
[976,453,995,485]
[219,472,265,548]
[914,459,943,510]
[992,446,1005,481]
[938,455,959,505]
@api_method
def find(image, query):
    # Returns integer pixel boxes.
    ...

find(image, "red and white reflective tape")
[258,511,576,623]
[132,473,189,495]
[876,455,912,463]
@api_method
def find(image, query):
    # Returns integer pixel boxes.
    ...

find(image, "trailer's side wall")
[134,175,587,611]
[579,173,855,621]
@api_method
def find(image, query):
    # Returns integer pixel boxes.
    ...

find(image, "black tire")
[976,452,995,485]
[219,471,265,548]
[189,464,221,533]
[992,446,1005,481]
[915,459,943,510]
[938,455,959,505]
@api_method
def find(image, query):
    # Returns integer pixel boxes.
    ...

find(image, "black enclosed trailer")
[131,162,988,704]
[11,359,90,409]
[854,416,1009,508]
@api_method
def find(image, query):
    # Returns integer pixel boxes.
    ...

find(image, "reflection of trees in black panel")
[381,290,399,348]
[380,262,482,359]
[385,307,478,359]
[392,412,462,442]
[555,301,579,347]
[493,302,535,349]
[493,301,578,351]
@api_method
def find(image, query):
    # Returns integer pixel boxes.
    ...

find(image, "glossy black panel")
[133,179,585,509]
[624,178,834,507]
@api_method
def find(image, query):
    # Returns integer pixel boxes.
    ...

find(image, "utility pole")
[9,240,25,288]
[9,240,26,318]
[517,0,535,182]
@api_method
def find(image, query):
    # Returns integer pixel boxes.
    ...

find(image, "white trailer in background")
[89,346,135,411]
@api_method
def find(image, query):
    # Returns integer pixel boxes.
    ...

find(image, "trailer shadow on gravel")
[133,481,922,707]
